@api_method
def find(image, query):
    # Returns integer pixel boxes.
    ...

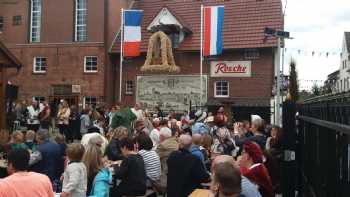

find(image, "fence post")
[282,100,297,197]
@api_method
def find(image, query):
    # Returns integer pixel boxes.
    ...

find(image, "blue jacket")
[34,140,62,181]
[190,145,205,164]
[89,168,112,197]
[191,122,209,135]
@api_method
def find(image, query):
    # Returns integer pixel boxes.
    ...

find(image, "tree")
[311,84,321,96]
[289,59,299,102]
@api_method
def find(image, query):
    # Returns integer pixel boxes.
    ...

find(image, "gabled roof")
[0,40,22,68]
[147,7,192,33]
[110,0,283,53]
[345,32,350,53]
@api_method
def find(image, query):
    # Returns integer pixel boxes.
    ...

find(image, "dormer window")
[147,7,191,49]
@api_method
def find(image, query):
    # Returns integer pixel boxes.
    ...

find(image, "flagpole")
[119,8,124,102]
[200,4,203,108]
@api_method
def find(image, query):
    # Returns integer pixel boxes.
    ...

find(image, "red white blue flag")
[123,10,143,57]
[203,6,224,57]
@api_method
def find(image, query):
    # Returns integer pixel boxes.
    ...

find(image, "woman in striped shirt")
[135,134,161,182]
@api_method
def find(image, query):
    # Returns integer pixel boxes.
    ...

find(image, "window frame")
[125,80,134,95]
[12,15,22,26]
[33,96,45,103]
[33,57,47,73]
[83,96,97,109]
[74,0,87,42]
[214,81,229,98]
[30,0,41,43]
[84,56,98,73]
[0,16,4,32]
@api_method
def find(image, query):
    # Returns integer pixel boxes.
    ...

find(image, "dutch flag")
[203,6,224,57]
[123,10,143,57]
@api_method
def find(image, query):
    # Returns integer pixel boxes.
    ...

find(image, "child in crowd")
[61,143,87,197]
[25,130,37,152]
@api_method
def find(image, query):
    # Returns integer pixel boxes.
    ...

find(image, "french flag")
[203,6,224,57]
[123,10,143,57]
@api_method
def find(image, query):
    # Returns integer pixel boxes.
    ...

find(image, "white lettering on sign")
[210,61,251,77]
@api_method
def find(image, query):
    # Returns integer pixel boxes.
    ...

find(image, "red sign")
[211,61,251,77]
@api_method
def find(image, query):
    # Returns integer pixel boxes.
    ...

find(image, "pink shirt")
[0,172,54,197]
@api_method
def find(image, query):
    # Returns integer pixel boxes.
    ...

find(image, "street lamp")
[264,27,291,126]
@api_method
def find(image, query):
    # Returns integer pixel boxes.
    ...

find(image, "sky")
[282,0,350,90]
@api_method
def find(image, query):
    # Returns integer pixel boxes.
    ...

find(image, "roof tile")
[111,0,283,53]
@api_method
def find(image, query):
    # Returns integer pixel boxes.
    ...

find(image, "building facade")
[1,0,283,122]
[0,0,128,108]
[109,0,283,122]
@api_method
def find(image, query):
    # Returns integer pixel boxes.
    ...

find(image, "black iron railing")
[298,93,350,197]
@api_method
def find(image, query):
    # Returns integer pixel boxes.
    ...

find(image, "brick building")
[0,0,128,108]
[1,0,283,121]
[109,0,283,121]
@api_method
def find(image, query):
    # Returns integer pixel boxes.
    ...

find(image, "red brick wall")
[7,44,105,106]
[111,48,274,107]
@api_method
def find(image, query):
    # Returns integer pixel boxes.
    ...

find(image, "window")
[84,56,97,72]
[33,57,47,73]
[0,17,3,32]
[33,96,45,103]
[75,0,87,42]
[30,0,41,42]
[126,80,134,95]
[214,81,229,97]
[244,49,260,60]
[84,96,97,108]
[13,15,22,26]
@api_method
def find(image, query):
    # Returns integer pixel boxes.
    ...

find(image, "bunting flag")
[123,10,143,57]
[203,6,224,56]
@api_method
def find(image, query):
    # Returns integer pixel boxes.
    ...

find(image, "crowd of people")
[0,100,284,197]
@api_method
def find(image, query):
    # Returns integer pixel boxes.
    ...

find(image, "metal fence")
[298,93,350,197]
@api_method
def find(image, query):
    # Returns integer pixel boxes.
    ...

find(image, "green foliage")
[289,59,299,102]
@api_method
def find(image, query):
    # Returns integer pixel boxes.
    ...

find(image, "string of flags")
[283,48,344,58]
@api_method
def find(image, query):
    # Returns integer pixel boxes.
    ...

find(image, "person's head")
[25,130,35,142]
[83,145,104,178]
[62,100,69,108]
[11,131,24,144]
[43,101,49,106]
[134,103,141,110]
[192,133,202,146]
[240,141,264,168]
[54,133,66,144]
[119,137,135,156]
[111,126,128,140]
[159,119,168,128]
[242,120,250,130]
[135,120,145,131]
[178,134,192,150]
[81,108,90,115]
[218,106,225,113]
[88,135,104,149]
[159,127,172,142]
[152,118,160,128]
[211,162,242,197]
[36,130,49,144]
[7,148,30,174]
[251,118,265,134]
[135,134,153,151]
[31,100,38,107]
[66,143,85,162]
[271,125,282,139]
[201,134,213,150]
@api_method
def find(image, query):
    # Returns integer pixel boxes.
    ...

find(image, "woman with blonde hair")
[57,100,71,142]
[83,144,111,197]
[105,126,128,161]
